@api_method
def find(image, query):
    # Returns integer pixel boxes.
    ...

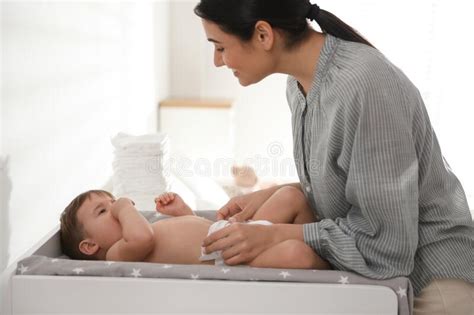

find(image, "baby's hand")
[154,192,193,216]
[110,197,136,218]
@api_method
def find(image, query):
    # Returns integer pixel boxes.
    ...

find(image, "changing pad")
[16,211,413,315]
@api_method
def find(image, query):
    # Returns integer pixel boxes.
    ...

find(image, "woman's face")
[202,19,273,86]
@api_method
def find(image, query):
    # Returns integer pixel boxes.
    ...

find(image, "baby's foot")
[154,192,193,216]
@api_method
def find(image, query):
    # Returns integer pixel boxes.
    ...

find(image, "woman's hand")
[202,223,278,265]
[217,187,277,222]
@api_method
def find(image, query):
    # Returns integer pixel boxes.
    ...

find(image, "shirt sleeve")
[303,67,421,279]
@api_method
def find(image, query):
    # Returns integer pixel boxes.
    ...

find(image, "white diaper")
[200,219,273,266]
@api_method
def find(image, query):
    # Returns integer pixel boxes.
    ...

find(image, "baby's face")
[76,193,123,250]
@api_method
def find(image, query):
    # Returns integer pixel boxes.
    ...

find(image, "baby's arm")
[106,198,155,261]
[155,192,194,216]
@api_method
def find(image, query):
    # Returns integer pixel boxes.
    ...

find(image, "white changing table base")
[12,274,397,314]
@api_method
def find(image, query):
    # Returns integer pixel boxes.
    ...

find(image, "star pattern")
[18,256,411,310]
[131,269,142,278]
[73,268,84,274]
[338,276,349,285]
[18,264,29,274]
[397,287,407,298]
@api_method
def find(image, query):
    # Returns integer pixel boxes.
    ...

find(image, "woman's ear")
[79,239,100,256]
[254,20,274,50]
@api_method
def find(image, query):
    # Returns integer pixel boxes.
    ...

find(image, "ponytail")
[308,4,375,48]
[195,0,375,49]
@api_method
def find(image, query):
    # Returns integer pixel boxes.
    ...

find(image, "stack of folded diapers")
[111,132,170,211]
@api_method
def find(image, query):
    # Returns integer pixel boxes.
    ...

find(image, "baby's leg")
[251,186,316,224]
[248,239,330,270]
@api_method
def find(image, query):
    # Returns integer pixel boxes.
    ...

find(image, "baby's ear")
[79,239,100,256]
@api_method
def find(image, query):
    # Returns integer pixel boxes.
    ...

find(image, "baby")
[60,186,329,269]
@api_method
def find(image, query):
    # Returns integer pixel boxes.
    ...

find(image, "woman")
[196,1,473,314]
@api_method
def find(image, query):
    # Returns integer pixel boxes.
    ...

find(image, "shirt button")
[305,185,312,192]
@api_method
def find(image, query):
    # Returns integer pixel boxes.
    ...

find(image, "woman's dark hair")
[194,0,374,49]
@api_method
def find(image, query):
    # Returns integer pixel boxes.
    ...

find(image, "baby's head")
[60,190,122,260]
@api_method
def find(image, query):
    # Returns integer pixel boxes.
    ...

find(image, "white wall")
[0,1,168,268]
[0,0,6,273]
[155,1,171,128]
[169,0,205,98]
[0,156,9,273]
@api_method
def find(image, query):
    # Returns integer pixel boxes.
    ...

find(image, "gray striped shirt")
[287,34,473,295]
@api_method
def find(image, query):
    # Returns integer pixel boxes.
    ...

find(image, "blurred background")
[1,0,473,274]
